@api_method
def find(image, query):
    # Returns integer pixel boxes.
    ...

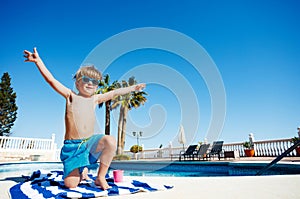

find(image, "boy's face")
[76,76,99,97]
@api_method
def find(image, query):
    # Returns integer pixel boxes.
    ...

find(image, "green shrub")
[130,145,143,153]
[243,141,252,149]
[291,137,300,144]
[113,154,131,160]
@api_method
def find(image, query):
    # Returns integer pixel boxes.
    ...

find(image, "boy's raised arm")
[96,83,146,104]
[24,48,71,98]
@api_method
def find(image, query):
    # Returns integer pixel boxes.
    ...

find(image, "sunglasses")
[79,76,100,86]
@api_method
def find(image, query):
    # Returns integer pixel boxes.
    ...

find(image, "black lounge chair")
[194,143,210,160]
[207,141,224,160]
[179,145,198,161]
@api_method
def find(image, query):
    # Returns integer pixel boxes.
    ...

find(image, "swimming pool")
[1,161,300,179]
[110,161,300,176]
[0,162,63,179]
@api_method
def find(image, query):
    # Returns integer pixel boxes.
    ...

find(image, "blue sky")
[1,0,299,150]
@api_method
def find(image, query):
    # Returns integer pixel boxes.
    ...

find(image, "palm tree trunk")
[120,107,128,155]
[105,100,111,135]
[117,106,124,155]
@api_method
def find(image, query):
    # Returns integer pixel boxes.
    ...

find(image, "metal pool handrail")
[256,140,300,175]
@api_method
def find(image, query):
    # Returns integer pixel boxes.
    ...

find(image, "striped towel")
[9,170,173,198]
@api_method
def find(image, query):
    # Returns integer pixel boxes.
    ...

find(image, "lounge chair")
[207,141,224,160]
[179,145,198,161]
[194,144,210,160]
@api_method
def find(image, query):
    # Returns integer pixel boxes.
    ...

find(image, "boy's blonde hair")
[74,65,102,81]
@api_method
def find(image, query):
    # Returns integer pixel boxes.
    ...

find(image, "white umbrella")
[178,125,186,150]
[168,141,173,156]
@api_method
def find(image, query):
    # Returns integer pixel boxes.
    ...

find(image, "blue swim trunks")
[60,134,105,178]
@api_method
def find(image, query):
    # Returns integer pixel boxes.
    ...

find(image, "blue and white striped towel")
[9,170,173,198]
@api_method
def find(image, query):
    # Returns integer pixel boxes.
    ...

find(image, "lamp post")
[133,131,142,148]
[132,131,142,160]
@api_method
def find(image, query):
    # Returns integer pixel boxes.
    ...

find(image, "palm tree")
[97,74,118,135]
[111,77,147,155]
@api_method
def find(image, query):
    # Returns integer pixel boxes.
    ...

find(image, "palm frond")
[121,80,128,87]
[98,102,104,109]
[128,76,136,86]
[104,74,110,84]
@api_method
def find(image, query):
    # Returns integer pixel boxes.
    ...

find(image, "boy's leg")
[95,162,111,189]
[94,135,116,190]
[64,169,81,188]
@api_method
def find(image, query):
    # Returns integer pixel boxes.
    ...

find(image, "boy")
[23,48,145,190]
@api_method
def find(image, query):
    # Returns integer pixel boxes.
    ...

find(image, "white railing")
[0,134,57,161]
[223,138,296,157]
[123,138,297,159]
[1,136,297,161]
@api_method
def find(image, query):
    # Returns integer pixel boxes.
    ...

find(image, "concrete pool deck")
[2,175,300,199]
[1,157,300,199]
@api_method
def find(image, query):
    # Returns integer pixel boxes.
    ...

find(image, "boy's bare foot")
[81,167,91,181]
[95,177,111,190]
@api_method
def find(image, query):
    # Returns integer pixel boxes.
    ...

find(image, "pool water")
[0,162,63,179]
[1,161,300,179]
[122,170,227,177]
[109,161,300,176]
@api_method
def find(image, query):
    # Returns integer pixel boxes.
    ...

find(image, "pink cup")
[113,170,124,182]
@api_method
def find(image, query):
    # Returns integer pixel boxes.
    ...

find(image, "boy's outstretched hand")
[24,47,40,63]
[135,83,146,91]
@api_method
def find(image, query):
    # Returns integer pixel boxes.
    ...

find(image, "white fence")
[222,138,297,157]
[0,136,297,161]
[123,138,297,160]
[0,134,57,161]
